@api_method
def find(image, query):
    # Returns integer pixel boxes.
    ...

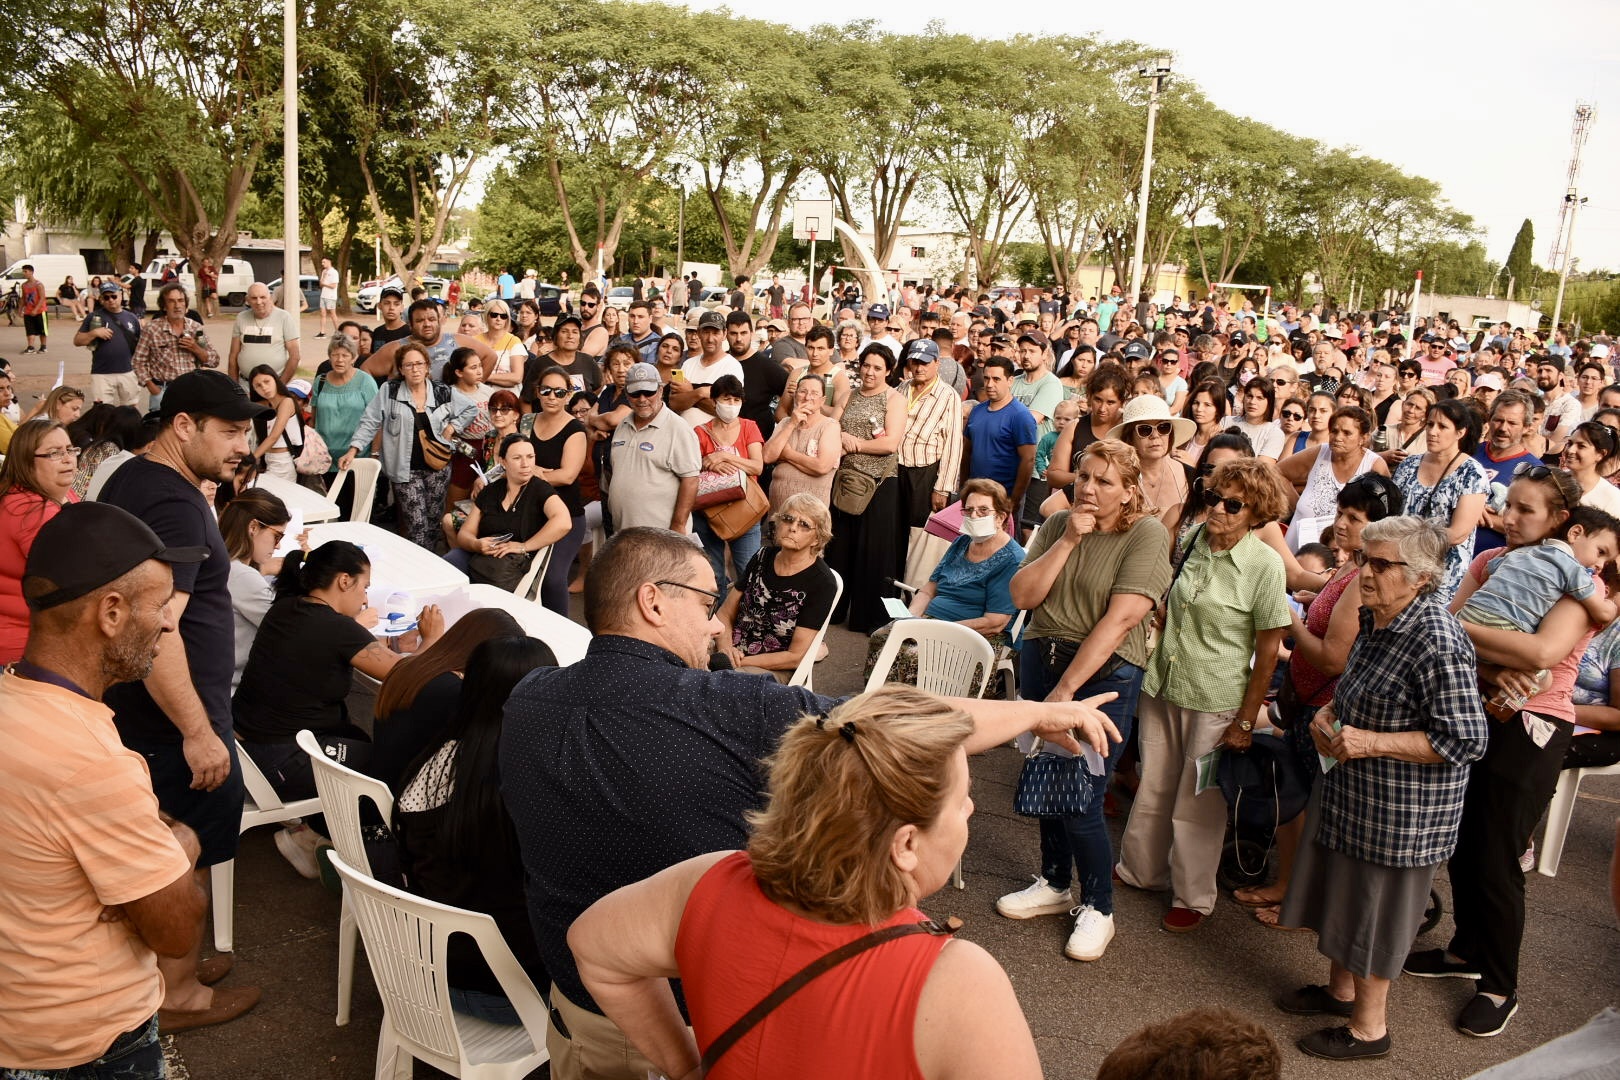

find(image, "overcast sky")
[692,0,1620,275]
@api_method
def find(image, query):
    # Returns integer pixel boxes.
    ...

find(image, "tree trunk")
[334,217,358,309]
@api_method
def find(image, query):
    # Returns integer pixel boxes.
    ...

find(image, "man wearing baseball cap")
[897,338,964,527]
[679,310,745,426]
[73,280,145,407]
[97,369,269,1031]
[370,284,412,350]
[607,363,701,533]
[0,503,257,1070]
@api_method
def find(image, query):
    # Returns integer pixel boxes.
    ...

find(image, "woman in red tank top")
[1240,474,1405,925]
[568,686,1050,1080]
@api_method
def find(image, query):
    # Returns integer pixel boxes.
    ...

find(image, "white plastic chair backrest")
[295,729,393,875]
[513,544,553,602]
[328,458,381,524]
[787,567,843,688]
[865,618,994,698]
[1004,609,1028,645]
[326,851,549,1063]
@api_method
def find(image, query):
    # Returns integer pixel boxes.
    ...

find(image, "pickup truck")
[142,256,256,306]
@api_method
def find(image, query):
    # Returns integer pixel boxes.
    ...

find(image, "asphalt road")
[3,316,1616,1079]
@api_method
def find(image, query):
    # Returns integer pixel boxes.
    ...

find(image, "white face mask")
[960,513,999,540]
[715,402,740,423]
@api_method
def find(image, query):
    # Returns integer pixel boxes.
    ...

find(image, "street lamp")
[1128,55,1172,313]
[1551,192,1587,335]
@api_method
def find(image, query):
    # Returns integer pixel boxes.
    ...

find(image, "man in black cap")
[0,503,259,1072]
[97,368,268,1032]
[370,284,411,350]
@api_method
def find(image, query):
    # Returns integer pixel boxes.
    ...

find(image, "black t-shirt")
[737,351,788,437]
[233,596,377,742]
[730,548,838,657]
[727,288,746,312]
[101,457,236,743]
[474,475,560,542]
[525,421,583,516]
[371,323,412,349]
[767,285,785,307]
[546,354,603,397]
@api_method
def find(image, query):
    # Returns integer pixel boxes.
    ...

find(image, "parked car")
[605,285,635,311]
[0,254,90,306]
[697,286,730,310]
[142,256,255,306]
[267,275,321,313]
[353,276,400,314]
[482,283,565,318]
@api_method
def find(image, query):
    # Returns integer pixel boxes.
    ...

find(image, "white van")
[0,254,91,302]
[141,256,256,306]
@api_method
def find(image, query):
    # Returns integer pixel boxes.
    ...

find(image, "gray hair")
[775,493,833,554]
[327,333,357,358]
[1360,516,1447,594]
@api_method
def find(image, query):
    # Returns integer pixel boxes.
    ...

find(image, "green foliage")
[1504,218,1535,298]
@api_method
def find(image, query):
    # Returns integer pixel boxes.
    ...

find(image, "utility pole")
[1128,56,1172,311]
[282,0,299,314]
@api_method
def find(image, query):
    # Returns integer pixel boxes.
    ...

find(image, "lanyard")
[11,659,95,700]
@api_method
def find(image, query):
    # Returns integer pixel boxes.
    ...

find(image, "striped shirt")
[898,377,964,495]
[1143,527,1291,711]
[1318,600,1488,867]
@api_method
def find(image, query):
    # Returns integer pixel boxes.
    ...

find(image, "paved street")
[3,315,1616,1079]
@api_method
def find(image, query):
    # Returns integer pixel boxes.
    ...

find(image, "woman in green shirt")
[310,333,378,477]
[1117,456,1295,933]
[997,440,1170,963]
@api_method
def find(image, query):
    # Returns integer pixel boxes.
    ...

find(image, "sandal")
[1255,904,1311,931]
[1232,885,1283,907]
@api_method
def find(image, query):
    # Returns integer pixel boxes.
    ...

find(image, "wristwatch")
[1237,717,1254,732]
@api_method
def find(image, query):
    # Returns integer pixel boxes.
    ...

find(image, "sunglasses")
[1133,421,1175,439]
[1351,549,1409,575]
[535,386,569,398]
[1280,410,1305,421]
[627,388,659,399]
[655,579,728,619]
[1201,489,1247,515]
[490,404,518,413]
[1512,462,1558,482]
[775,513,816,531]
[488,312,509,320]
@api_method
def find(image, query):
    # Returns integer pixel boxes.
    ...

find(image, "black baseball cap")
[25,503,207,611]
[1121,340,1152,362]
[160,370,272,422]
[379,285,405,299]
[553,313,583,331]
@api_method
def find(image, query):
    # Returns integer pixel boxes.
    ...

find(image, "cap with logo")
[625,363,661,394]
[1016,329,1050,350]
[160,370,272,422]
[1120,340,1152,362]
[901,339,940,365]
[24,502,208,612]
[1228,330,1249,347]
[553,313,583,331]
[99,281,122,295]
[379,285,405,299]
[697,310,726,331]
[866,304,890,321]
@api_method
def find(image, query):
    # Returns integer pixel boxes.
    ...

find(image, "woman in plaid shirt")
[1277,516,1488,1061]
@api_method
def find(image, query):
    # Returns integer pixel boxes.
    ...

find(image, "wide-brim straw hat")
[1106,394,1197,446]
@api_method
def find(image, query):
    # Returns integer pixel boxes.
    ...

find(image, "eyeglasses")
[1201,489,1247,515]
[254,521,286,546]
[1512,463,1559,482]
[490,404,518,414]
[1351,549,1409,575]
[535,386,569,398]
[775,513,816,531]
[627,388,659,399]
[1280,410,1305,421]
[400,361,428,370]
[487,313,509,321]
[1133,421,1175,439]
[654,579,728,619]
[34,445,82,461]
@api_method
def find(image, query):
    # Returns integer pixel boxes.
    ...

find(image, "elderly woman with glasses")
[712,494,840,680]
[1276,516,1487,1062]
[1117,457,1295,933]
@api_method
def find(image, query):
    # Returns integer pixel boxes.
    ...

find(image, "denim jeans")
[1020,644,1143,916]
[1,1016,164,1079]
[692,515,762,595]
[449,987,522,1026]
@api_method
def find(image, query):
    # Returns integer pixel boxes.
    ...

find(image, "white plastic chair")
[510,544,553,602]
[212,745,322,953]
[994,610,1029,701]
[296,729,395,1026]
[864,618,995,698]
[327,458,382,524]
[1537,762,1620,877]
[325,851,550,1079]
[787,568,843,690]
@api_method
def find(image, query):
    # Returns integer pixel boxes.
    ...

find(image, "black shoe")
[1298,1025,1391,1061]
[1457,993,1518,1038]
[1277,984,1355,1017]
[1403,948,1481,980]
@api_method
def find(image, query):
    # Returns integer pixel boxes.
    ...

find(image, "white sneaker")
[1519,841,1536,874]
[274,826,322,879]
[995,877,1074,920]
[1064,905,1116,961]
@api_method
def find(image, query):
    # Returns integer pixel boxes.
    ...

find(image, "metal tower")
[1548,103,1594,270]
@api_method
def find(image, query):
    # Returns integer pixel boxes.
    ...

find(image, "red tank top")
[674,852,951,1080]
[1290,566,1360,707]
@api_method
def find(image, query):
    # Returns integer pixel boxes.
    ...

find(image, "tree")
[0,0,284,269]
[1504,218,1535,299]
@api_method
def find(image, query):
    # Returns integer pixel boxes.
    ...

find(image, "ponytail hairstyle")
[273,540,370,600]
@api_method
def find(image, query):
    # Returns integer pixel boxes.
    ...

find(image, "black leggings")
[241,726,373,837]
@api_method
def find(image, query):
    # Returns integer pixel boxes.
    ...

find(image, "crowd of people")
[1,273,1618,1080]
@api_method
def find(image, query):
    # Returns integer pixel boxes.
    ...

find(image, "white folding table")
[253,474,342,523]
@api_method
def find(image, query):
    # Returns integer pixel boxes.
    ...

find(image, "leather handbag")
[1013,750,1094,817]
[418,428,454,470]
[705,476,770,540]
[694,468,748,509]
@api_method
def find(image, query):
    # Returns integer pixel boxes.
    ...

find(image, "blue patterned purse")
[1013,750,1094,817]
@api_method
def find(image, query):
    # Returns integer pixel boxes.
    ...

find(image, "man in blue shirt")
[962,355,1038,514]
[1472,390,1541,553]
[496,267,516,300]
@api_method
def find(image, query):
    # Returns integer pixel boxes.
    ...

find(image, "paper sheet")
[273,511,304,556]
[1319,719,1343,773]
[882,596,912,621]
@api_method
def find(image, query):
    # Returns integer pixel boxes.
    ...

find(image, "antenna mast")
[1547,103,1594,271]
